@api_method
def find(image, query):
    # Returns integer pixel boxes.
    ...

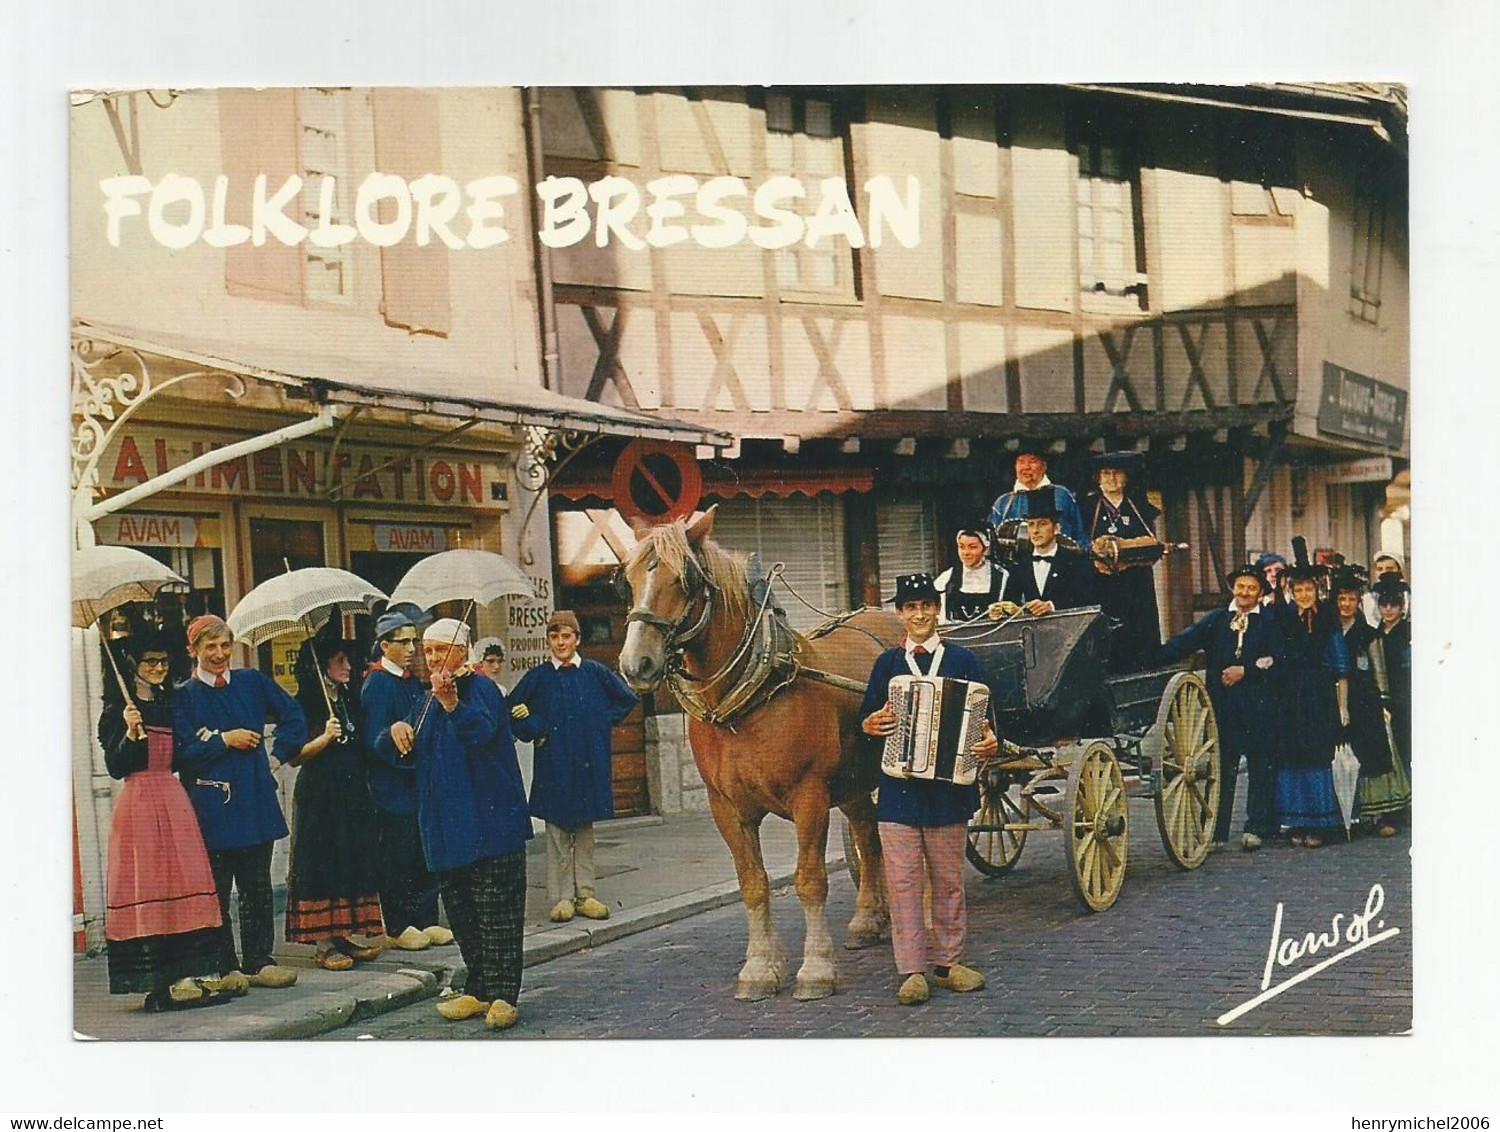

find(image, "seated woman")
[98,631,227,1012]
[284,638,386,970]
[1332,570,1410,837]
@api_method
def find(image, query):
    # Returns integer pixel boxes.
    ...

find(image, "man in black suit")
[1000,489,1095,615]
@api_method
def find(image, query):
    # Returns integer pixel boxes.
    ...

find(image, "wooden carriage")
[846,606,1221,913]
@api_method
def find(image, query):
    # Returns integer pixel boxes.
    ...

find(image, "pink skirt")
[106,771,222,942]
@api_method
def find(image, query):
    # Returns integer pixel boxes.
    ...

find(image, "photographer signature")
[1217,883,1401,1026]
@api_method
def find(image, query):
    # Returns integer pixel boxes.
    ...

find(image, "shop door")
[249,518,326,693]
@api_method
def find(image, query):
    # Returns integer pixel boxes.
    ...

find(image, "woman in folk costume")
[173,614,308,991]
[1081,450,1167,672]
[1331,570,1411,837]
[283,638,386,970]
[1271,539,1351,848]
[859,573,998,1006]
[98,631,227,1012]
[1373,576,1412,777]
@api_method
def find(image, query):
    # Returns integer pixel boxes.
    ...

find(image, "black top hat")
[1091,450,1145,476]
[1285,536,1321,583]
[887,572,941,606]
[1019,488,1059,521]
[1372,576,1410,602]
[1013,439,1051,462]
[1225,564,1266,591]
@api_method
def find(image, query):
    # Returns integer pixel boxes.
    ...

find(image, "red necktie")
[912,645,928,657]
[214,674,227,689]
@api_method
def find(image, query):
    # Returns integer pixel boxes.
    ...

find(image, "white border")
[9,0,1495,1116]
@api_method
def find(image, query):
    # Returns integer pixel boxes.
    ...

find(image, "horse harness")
[624,552,872,728]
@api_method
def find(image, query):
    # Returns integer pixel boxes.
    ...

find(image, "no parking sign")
[611,440,703,525]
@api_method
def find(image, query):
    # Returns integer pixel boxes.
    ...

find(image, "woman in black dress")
[1333,570,1410,836]
[284,639,385,969]
[1081,451,1166,672]
[1272,544,1350,848]
[1373,576,1412,778]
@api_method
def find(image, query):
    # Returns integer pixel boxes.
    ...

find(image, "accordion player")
[881,675,992,786]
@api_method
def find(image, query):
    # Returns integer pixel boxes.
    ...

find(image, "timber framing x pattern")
[71,330,246,495]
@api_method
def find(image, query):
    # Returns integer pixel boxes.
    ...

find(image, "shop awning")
[552,467,875,503]
[72,321,734,449]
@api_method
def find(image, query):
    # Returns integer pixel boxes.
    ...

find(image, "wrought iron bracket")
[516,425,605,566]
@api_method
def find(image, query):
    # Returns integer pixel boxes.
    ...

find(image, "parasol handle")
[283,559,336,724]
[411,599,477,739]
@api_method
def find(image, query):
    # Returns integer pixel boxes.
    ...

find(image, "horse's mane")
[626,520,750,617]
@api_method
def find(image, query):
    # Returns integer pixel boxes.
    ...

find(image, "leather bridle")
[624,551,717,653]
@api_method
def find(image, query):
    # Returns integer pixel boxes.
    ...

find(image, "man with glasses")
[362,611,453,952]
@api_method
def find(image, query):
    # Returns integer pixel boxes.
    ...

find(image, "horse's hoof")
[843,932,882,952]
[793,974,836,1001]
[735,977,780,1002]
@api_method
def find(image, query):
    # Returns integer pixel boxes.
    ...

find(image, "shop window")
[763,91,855,299]
[1074,129,1148,312]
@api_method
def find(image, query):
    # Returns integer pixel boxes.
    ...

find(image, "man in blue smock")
[405,618,532,1030]
[173,614,308,992]
[362,610,452,952]
[510,610,640,924]
[987,441,1087,547]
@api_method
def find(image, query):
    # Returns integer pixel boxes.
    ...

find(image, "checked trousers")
[437,851,527,1006]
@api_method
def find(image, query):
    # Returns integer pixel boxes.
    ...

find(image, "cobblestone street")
[326,797,1412,1041]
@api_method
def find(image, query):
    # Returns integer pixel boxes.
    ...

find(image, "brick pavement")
[324,797,1413,1041]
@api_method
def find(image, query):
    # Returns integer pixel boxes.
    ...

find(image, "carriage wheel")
[1153,671,1222,870]
[1062,740,1129,912]
[966,775,1029,876]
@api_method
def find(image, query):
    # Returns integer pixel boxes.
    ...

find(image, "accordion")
[881,675,991,786]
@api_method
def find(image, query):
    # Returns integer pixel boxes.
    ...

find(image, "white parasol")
[72,544,187,703]
[226,567,388,648]
[387,549,532,611]
[1331,742,1361,839]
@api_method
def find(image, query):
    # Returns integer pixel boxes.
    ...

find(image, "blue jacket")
[172,668,308,852]
[1156,604,1283,757]
[361,665,425,816]
[410,672,532,873]
[859,642,987,827]
[988,483,1087,547]
[511,658,640,827]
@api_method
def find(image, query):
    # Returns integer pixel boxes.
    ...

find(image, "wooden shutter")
[219,89,303,304]
[371,88,452,336]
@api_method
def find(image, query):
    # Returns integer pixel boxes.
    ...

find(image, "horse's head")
[618,507,737,693]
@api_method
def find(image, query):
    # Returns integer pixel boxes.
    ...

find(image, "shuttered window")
[876,497,938,595]
[712,496,849,631]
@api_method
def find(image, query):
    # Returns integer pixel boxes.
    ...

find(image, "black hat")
[1373,576,1410,602]
[1091,450,1144,476]
[887,572,941,606]
[1225,564,1266,591]
[1330,566,1366,595]
[1020,488,1059,521]
[1013,439,1050,462]
[1286,536,1321,583]
[125,629,171,660]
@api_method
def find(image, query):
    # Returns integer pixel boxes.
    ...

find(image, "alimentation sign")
[1318,363,1408,449]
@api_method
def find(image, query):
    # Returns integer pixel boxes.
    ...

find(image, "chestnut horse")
[619,509,899,1000]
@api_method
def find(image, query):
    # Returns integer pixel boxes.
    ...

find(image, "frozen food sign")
[99,428,507,509]
[1317,364,1407,450]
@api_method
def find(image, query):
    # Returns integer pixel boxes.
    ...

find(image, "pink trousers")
[878,821,968,975]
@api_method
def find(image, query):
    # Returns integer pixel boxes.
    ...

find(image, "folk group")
[859,442,1411,1006]
[96,606,638,1031]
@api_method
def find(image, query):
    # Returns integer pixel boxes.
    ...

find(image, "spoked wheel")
[1062,740,1129,912]
[1154,671,1222,870]
[966,772,1029,876]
